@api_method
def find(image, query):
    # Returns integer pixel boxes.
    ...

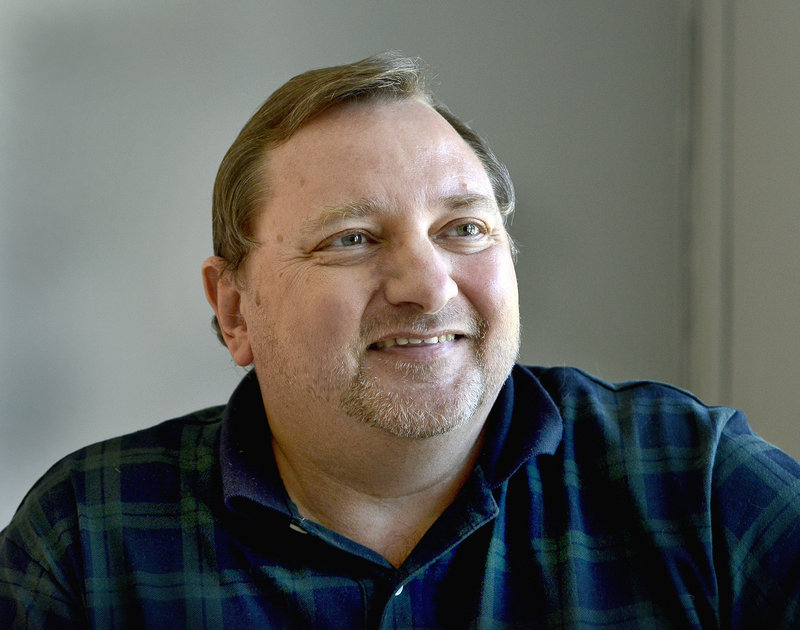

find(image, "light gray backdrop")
[1,1,686,526]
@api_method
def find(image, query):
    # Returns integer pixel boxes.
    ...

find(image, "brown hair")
[210,51,515,343]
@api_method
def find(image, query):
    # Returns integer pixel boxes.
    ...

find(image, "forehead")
[261,99,494,219]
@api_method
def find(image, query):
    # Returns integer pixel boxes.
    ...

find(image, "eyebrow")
[300,193,498,236]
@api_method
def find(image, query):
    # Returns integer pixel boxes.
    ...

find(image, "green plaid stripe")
[1,366,799,628]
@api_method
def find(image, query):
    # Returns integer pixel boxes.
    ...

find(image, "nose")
[382,237,458,314]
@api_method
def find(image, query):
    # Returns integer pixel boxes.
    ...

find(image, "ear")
[202,257,254,366]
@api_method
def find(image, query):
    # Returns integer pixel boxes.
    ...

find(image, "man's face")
[236,99,519,439]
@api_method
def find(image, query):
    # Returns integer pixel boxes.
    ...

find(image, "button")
[289,522,308,534]
[394,585,404,596]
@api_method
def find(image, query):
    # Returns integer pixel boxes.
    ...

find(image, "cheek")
[459,249,519,319]
[246,252,368,338]
[296,273,374,341]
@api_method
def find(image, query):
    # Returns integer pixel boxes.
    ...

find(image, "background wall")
[690,1,800,461]
[0,0,782,527]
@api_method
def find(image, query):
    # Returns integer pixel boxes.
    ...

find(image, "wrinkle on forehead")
[256,99,495,237]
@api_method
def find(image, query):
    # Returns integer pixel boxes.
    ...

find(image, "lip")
[367,331,464,350]
[365,335,466,366]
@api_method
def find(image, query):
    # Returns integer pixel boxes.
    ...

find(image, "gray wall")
[1,1,686,525]
[728,4,800,459]
[690,2,800,460]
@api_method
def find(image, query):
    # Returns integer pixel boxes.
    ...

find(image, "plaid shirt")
[2,365,799,629]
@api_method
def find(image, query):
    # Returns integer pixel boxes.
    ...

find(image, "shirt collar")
[219,364,564,514]
[219,370,291,517]
[478,364,563,487]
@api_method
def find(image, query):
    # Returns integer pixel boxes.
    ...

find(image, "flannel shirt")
[2,365,799,628]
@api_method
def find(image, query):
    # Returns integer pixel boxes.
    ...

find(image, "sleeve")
[711,409,800,628]
[0,471,87,629]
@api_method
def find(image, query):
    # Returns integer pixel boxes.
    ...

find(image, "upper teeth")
[376,333,456,349]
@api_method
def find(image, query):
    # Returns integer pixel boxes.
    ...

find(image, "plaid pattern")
[2,365,799,629]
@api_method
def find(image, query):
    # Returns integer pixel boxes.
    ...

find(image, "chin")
[339,363,491,439]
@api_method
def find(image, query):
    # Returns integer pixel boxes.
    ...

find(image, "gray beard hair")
[340,359,486,439]
[338,319,503,439]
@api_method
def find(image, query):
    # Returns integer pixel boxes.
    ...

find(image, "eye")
[451,222,482,237]
[436,219,496,253]
[444,221,486,238]
[329,232,368,247]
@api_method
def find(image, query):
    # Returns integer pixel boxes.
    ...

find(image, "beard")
[251,302,520,441]
[337,309,519,439]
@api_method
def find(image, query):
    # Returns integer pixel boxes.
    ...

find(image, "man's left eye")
[330,233,367,247]
[449,223,483,237]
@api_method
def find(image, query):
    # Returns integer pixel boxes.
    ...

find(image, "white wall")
[1,1,688,526]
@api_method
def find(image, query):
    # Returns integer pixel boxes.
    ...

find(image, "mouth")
[368,333,461,350]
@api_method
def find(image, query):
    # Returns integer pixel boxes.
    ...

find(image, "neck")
[271,414,488,567]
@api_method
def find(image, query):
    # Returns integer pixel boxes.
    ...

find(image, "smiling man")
[202,91,520,568]
[2,53,800,629]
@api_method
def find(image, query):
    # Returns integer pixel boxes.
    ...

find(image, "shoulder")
[3,404,226,537]
[511,365,800,506]
[514,364,738,456]
[0,405,227,621]
[39,404,223,487]
[518,363,723,415]
[515,365,800,536]
[509,366,800,623]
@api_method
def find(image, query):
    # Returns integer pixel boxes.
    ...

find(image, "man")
[1,53,799,629]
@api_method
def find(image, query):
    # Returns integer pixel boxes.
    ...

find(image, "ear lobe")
[201,256,254,366]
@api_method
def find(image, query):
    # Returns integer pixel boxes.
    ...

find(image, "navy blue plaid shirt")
[2,365,800,628]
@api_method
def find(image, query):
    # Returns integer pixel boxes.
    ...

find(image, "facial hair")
[338,308,519,439]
